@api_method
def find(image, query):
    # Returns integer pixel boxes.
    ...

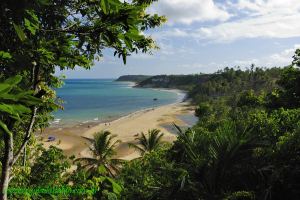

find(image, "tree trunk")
[0,166,10,200]
[22,146,26,167]
[0,132,13,200]
[12,107,38,166]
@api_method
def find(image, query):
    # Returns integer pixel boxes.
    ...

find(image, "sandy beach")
[39,102,195,160]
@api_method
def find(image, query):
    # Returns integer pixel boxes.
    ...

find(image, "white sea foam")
[52,119,61,124]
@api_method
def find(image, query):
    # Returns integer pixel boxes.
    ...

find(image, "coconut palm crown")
[129,129,164,155]
[75,130,122,177]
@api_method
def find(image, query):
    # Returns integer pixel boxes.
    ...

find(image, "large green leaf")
[4,75,22,85]
[109,0,121,6]
[108,0,121,12]
[106,177,122,195]
[11,104,32,114]
[0,51,12,59]
[13,23,26,41]
[0,120,13,136]
[0,90,41,106]
[0,104,31,120]
[100,0,121,14]
[0,76,41,122]
[0,83,11,93]
[24,18,38,35]
[0,104,16,116]
[20,91,43,105]
[26,10,39,25]
[100,0,109,14]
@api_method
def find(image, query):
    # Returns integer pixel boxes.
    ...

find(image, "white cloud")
[153,0,300,42]
[234,58,259,66]
[269,44,300,65]
[151,28,189,40]
[180,45,300,74]
[233,44,300,67]
[195,13,300,42]
[150,0,231,25]
[236,0,300,16]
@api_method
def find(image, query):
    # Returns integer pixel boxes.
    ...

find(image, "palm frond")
[129,129,164,155]
[76,130,122,177]
[74,157,98,164]
[128,142,146,154]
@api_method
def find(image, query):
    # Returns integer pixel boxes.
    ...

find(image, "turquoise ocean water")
[52,79,185,126]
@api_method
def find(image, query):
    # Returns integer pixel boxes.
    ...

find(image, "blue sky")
[59,0,300,78]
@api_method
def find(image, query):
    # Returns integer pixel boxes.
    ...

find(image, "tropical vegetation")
[75,131,122,177]
[128,129,164,155]
[0,0,300,199]
[0,0,165,199]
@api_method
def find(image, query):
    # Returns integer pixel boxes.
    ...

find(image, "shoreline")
[50,86,187,128]
[40,101,195,160]
[39,84,194,160]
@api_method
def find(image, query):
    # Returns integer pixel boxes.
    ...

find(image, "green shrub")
[224,191,255,200]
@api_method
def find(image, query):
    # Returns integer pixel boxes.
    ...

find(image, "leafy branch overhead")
[0,0,165,199]
[0,76,40,118]
[0,76,41,135]
[3,0,166,68]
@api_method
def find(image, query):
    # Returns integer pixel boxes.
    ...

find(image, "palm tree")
[75,130,122,177]
[174,122,264,198]
[129,129,164,155]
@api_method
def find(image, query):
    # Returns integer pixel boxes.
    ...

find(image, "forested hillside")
[135,66,283,103]
[119,64,300,200]
[189,66,283,103]
[115,75,151,83]
[137,74,207,90]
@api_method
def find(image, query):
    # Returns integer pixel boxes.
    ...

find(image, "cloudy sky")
[61,0,300,78]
